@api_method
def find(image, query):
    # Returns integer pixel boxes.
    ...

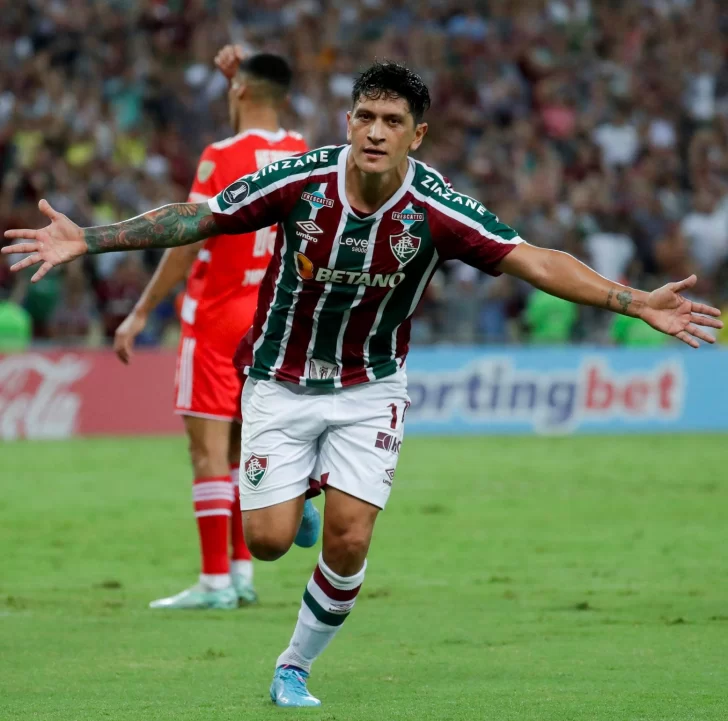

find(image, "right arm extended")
[84,203,219,254]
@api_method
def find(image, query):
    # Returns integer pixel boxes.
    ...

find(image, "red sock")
[230,466,252,561]
[193,475,233,575]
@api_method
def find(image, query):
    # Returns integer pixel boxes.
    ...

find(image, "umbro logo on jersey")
[390,232,421,266]
[222,180,250,205]
[301,191,334,209]
[296,220,323,235]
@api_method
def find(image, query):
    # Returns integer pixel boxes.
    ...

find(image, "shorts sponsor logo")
[222,180,250,205]
[244,454,269,487]
[390,232,421,266]
[375,431,401,454]
[302,191,334,209]
[339,237,369,253]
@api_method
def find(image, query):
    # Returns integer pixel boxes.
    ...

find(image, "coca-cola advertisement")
[0,350,183,440]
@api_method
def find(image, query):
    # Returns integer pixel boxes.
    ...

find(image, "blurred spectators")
[1,0,728,348]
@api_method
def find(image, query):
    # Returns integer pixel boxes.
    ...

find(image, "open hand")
[641,275,723,348]
[2,199,87,282]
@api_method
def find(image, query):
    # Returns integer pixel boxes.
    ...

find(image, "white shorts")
[239,370,410,511]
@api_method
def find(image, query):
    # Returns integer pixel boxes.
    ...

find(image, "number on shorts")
[388,403,398,430]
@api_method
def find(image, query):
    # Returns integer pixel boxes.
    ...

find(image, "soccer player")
[112,46,310,610]
[4,63,722,707]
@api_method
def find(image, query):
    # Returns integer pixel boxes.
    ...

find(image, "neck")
[345,153,409,214]
[235,104,280,135]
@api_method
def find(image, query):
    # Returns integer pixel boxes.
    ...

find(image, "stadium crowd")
[1,0,728,350]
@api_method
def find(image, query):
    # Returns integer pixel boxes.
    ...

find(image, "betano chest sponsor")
[295,252,404,288]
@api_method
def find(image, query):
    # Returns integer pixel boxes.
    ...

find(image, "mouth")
[363,148,387,159]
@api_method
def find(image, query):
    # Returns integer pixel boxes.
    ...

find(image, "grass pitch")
[1,434,726,720]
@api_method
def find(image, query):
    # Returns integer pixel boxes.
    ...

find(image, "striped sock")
[276,554,366,673]
[193,475,234,583]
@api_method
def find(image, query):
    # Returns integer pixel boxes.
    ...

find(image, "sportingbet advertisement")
[0,347,726,439]
[404,346,728,435]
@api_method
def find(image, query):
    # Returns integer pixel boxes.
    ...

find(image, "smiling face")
[346,94,428,175]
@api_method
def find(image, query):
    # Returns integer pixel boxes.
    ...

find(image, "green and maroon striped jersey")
[208,144,523,388]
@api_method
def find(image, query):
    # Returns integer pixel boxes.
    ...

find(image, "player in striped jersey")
[5,63,722,708]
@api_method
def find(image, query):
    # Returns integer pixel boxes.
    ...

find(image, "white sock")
[200,573,231,591]
[276,553,367,673]
[231,559,253,583]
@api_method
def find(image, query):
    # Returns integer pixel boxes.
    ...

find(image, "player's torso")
[253,148,440,385]
[185,130,307,328]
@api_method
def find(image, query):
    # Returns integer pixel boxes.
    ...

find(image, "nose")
[367,118,386,144]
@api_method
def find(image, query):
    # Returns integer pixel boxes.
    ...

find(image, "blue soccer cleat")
[270,666,321,708]
[294,499,320,548]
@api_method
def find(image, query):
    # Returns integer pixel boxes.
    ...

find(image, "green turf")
[1,434,727,720]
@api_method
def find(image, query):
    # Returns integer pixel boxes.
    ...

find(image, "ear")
[346,110,353,143]
[409,122,428,152]
[235,81,248,100]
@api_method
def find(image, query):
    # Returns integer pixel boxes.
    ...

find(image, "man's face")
[347,94,427,174]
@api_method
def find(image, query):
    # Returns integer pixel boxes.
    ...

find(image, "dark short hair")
[239,53,293,94]
[352,62,431,124]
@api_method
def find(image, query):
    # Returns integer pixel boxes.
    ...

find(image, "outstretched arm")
[2,199,222,282]
[497,243,722,347]
[85,203,218,253]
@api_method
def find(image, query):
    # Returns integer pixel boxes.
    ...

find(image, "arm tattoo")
[616,290,633,314]
[84,203,219,254]
[606,288,614,310]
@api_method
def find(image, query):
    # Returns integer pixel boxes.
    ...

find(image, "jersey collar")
[336,145,415,221]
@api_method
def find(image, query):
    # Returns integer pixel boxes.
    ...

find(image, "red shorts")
[174,331,243,422]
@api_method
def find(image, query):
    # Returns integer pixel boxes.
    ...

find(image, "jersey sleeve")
[188,146,219,203]
[207,159,305,235]
[433,202,524,276]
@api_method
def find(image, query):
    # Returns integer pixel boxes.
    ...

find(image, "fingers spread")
[31,261,53,283]
[3,231,39,242]
[672,274,697,292]
[692,313,723,329]
[691,302,722,317]
[686,324,716,343]
[38,199,59,221]
[10,253,42,272]
[675,330,699,348]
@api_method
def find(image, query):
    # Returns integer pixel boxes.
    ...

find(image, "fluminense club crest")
[244,454,269,487]
[389,232,421,266]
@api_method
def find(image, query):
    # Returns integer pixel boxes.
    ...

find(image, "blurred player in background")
[113,46,310,610]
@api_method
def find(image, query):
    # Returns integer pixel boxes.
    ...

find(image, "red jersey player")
[113,46,308,609]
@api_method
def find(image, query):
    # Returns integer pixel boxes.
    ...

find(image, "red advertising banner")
[0,350,184,440]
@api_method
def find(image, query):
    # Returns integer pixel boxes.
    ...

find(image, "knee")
[188,437,227,478]
[323,526,371,576]
[244,529,294,562]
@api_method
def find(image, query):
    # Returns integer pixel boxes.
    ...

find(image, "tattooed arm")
[496,243,647,315]
[2,200,224,283]
[496,243,722,347]
[84,203,219,254]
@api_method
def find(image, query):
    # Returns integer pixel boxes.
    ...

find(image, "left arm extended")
[497,243,722,347]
